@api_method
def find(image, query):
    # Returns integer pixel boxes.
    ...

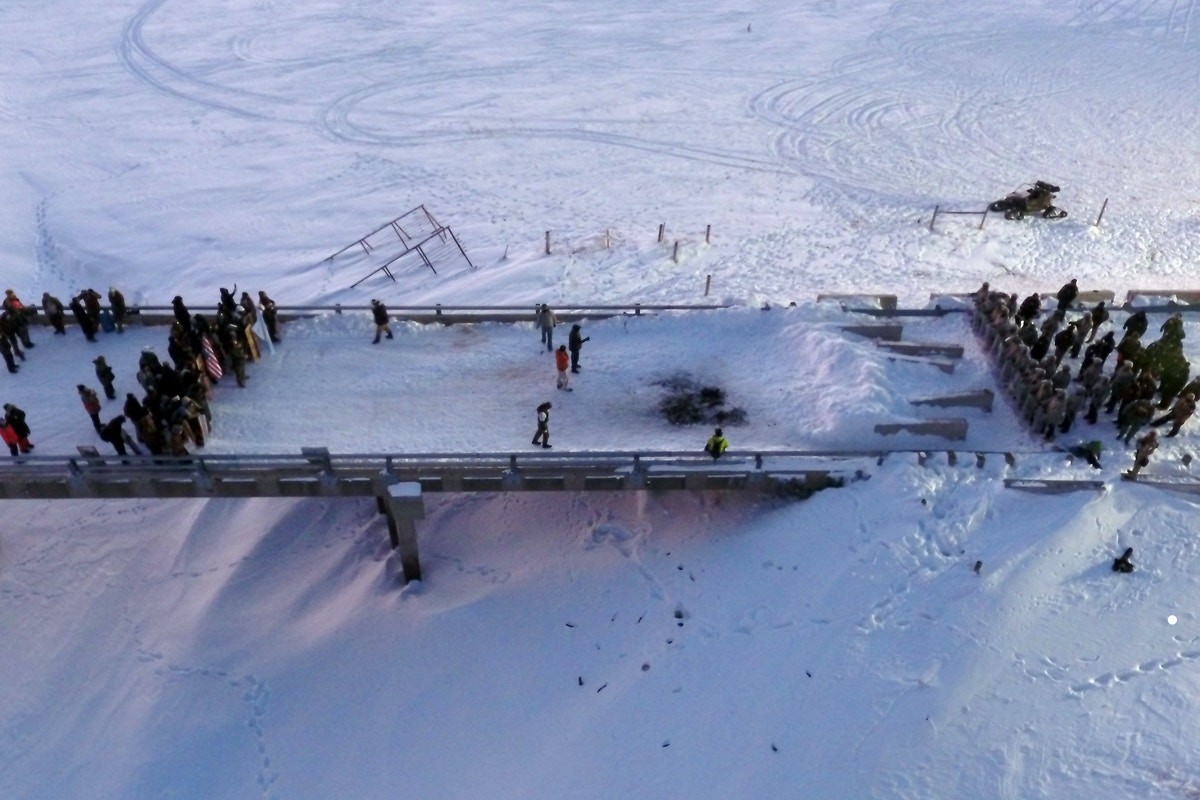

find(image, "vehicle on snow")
[988,180,1068,220]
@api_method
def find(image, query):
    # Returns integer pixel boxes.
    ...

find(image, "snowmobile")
[988,180,1068,220]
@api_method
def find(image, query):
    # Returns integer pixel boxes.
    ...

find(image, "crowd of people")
[973,281,1196,475]
[1,286,282,459]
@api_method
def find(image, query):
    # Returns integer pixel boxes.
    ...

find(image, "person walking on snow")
[94,355,117,400]
[0,336,17,373]
[568,324,589,373]
[1151,392,1197,437]
[532,401,552,448]
[2,403,33,453]
[1055,278,1079,312]
[555,345,572,391]
[0,416,20,456]
[536,303,557,352]
[704,427,729,460]
[99,415,130,456]
[1127,430,1158,478]
[371,299,394,344]
[77,384,103,433]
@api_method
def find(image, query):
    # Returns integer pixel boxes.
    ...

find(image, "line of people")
[973,281,1196,475]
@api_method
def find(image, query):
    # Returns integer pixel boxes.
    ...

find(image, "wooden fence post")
[929,205,940,232]
[705,224,711,244]
[672,241,679,263]
[704,274,712,296]
[545,230,551,255]
[658,223,665,243]
[1094,198,1109,227]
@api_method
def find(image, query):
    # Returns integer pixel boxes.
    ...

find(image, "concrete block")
[885,356,957,374]
[841,324,903,341]
[874,418,968,441]
[1003,478,1105,493]
[817,293,898,311]
[911,389,994,412]
[878,341,964,359]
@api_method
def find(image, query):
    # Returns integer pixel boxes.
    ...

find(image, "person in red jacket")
[0,416,20,456]
[77,384,103,433]
[554,345,572,391]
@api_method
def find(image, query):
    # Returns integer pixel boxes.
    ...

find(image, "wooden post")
[929,205,940,232]
[545,230,551,255]
[1094,198,1109,227]
[704,274,712,296]
[705,224,711,244]
[672,241,679,263]
[605,229,611,249]
[978,208,988,230]
[658,223,665,243]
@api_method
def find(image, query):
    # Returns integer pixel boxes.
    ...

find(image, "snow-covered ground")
[4,0,1200,797]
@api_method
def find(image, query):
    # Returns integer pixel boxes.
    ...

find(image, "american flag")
[201,334,223,381]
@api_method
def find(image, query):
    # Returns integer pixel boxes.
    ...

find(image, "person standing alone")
[536,304,557,352]
[532,401,552,448]
[555,345,572,391]
[568,324,589,373]
[371,299,394,344]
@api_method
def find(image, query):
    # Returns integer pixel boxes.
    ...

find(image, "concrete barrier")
[884,356,956,374]
[1004,478,1106,493]
[878,341,964,359]
[841,324,903,341]
[817,293,898,311]
[874,418,968,441]
[911,389,994,412]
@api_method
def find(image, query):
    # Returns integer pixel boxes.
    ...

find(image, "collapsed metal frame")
[315,205,474,289]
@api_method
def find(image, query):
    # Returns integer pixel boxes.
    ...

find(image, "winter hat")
[93,356,104,363]
[76,384,86,391]
[715,428,723,436]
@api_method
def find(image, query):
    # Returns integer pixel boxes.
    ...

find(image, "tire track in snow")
[116,0,299,121]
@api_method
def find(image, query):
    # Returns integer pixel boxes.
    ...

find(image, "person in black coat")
[568,324,589,373]
[94,355,117,400]
[371,300,394,344]
[100,415,129,456]
[172,296,191,330]
[0,336,17,373]
[1124,310,1148,338]
[1056,278,1079,312]
[69,294,96,341]
[2,403,33,452]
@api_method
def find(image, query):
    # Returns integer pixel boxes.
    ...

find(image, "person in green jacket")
[704,427,729,460]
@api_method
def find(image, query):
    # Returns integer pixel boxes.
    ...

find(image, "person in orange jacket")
[555,344,572,391]
[0,416,20,456]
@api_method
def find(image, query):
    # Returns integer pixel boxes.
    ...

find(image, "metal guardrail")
[22,303,734,327]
